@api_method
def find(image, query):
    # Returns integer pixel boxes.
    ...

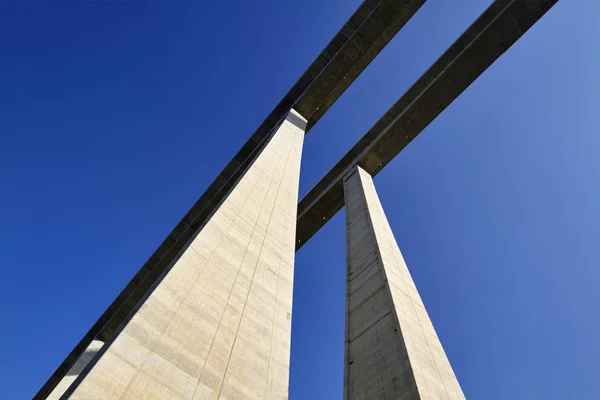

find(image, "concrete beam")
[34,2,424,397]
[295,0,426,130]
[296,0,559,251]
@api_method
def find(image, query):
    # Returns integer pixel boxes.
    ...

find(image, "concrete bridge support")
[63,110,306,400]
[343,166,464,400]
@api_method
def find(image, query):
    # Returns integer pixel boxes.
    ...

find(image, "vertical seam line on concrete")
[344,167,390,398]
[264,126,300,399]
[190,141,285,397]
[115,125,288,399]
[352,166,421,397]
[342,168,356,400]
[190,121,293,399]
[104,220,234,399]
[215,118,298,399]
[62,102,288,400]
[98,103,285,342]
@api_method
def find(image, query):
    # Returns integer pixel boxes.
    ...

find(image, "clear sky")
[1,0,599,399]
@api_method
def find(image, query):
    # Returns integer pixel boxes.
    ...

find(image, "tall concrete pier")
[62,111,306,399]
[344,166,463,399]
[35,0,560,399]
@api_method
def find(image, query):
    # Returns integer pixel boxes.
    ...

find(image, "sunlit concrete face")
[65,110,306,400]
[48,340,103,400]
[343,166,464,400]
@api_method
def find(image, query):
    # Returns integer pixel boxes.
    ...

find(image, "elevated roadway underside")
[296,0,559,250]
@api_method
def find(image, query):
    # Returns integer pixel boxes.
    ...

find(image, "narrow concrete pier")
[343,166,464,399]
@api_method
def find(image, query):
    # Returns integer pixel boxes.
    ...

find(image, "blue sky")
[1,0,599,398]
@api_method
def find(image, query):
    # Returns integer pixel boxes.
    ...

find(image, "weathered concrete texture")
[64,110,306,400]
[48,340,104,400]
[343,166,463,400]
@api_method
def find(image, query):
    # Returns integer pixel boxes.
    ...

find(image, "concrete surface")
[62,110,306,399]
[344,166,464,400]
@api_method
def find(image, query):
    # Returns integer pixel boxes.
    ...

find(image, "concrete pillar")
[343,166,464,400]
[48,340,104,400]
[64,109,306,399]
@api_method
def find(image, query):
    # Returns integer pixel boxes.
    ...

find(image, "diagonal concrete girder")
[296,0,560,251]
[34,1,426,398]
